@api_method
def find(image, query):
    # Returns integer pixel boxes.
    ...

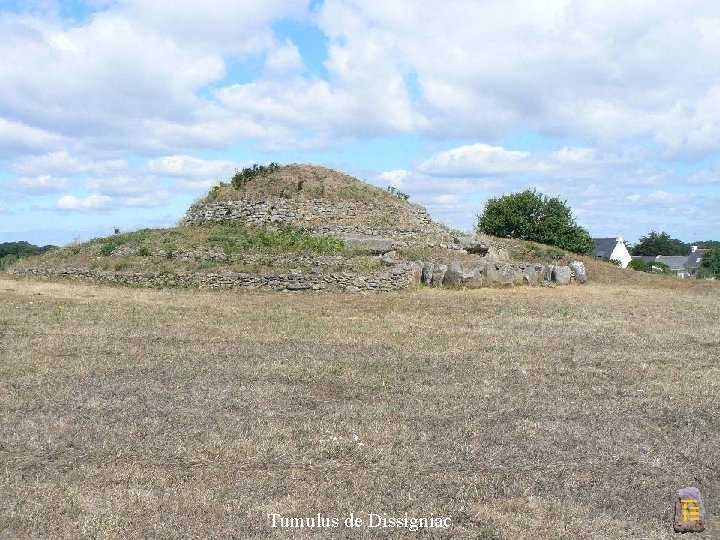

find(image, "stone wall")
[10,260,585,291]
[9,266,416,292]
[183,197,437,232]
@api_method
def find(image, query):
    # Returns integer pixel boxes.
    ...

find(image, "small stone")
[673,487,706,533]
[380,250,399,266]
[286,282,310,290]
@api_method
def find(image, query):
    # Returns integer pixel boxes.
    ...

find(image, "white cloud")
[377,169,409,187]
[12,152,85,176]
[265,40,305,75]
[57,194,112,210]
[17,175,69,194]
[117,0,306,58]
[118,192,171,208]
[316,0,720,154]
[84,175,158,197]
[418,143,533,177]
[147,155,237,178]
[687,167,720,185]
[11,151,129,177]
[0,117,67,158]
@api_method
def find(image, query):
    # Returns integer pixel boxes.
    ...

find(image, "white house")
[593,236,633,268]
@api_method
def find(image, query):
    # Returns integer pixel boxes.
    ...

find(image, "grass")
[200,163,412,206]
[12,223,353,276]
[0,275,718,539]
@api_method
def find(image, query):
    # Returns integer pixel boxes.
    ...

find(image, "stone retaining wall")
[10,260,584,291]
[183,197,436,231]
[9,266,416,292]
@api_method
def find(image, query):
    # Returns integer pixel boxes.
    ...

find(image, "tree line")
[0,241,57,270]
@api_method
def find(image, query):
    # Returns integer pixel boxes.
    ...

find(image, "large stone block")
[552,265,572,284]
[523,263,544,285]
[431,264,448,287]
[569,260,587,284]
[421,262,435,285]
[453,235,490,255]
[486,262,515,286]
[442,262,463,286]
[404,261,424,284]
[341,236,396,254]
[462,266,486,288]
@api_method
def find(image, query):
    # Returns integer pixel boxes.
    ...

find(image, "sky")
[1,0,719,247]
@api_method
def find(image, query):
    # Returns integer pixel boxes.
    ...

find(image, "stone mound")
[183,164,450,239]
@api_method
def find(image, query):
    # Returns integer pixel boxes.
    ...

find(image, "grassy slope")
[9,224,384,276]
[13,218,700,289]
[201,163,405,205]
[1,276,718,539]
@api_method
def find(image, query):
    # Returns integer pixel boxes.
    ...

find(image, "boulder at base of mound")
[569,261,587,284]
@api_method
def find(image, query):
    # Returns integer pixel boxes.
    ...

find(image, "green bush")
[649,261,672,274]
[100,238,124,256]
[628,258,672,274]
[0,254,18,270]
[230,163,280,190]
[386,185,410,201]
[628,259,648,271]
[698,248,720,279]
[476,189,594,254]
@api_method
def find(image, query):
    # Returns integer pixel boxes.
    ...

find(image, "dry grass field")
[1,274,718,539]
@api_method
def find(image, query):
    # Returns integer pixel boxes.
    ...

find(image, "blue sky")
[1,0,719,246]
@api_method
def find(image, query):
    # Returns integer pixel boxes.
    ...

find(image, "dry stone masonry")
[11,259,585,291]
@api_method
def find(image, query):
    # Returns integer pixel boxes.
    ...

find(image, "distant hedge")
[0,241,56,269]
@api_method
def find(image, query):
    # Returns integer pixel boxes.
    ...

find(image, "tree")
[696,240,720,249]
[631,231,689,256]
[476,189,595,254]
[698,248,720,279]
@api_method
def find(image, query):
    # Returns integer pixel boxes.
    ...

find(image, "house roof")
[593,238,619,258]
[686,249,709,269]
[631,256,656,263]
[655,256,689,271]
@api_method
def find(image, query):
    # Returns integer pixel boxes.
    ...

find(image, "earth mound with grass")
[6,164,599,291]
[183,164,449,238]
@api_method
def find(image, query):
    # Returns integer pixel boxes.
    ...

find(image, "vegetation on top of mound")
[230,162,281,189]
[200,163,417,206]
[476,189,595,254]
